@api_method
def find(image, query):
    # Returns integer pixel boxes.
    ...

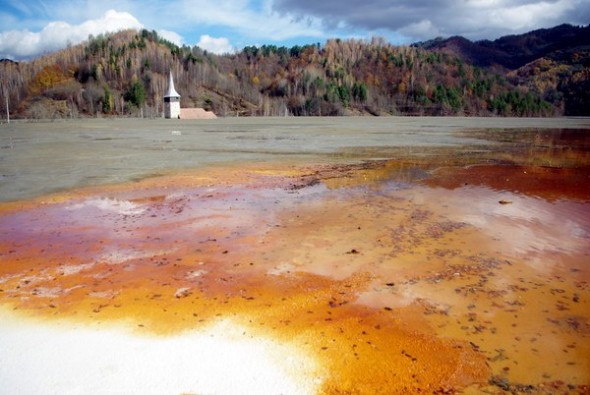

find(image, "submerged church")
[164,71,180,119]
[163,71,217,120]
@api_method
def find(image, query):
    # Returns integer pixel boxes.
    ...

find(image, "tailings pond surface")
[1,117,589,394]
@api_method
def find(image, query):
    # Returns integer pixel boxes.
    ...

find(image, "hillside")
[416,24,590,70]
[415,24,590,115]
[1,26,587,119]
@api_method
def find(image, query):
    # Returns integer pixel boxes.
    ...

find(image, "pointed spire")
[164,71,180,98]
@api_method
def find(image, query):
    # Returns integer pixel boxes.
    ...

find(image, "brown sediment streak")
[424,164,590,201]
[1,160,589,393]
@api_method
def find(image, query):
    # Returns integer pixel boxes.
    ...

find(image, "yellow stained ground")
[1,134,589,394]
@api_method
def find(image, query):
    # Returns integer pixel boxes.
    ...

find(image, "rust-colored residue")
[425,164,590,201]
[1,159,589,394]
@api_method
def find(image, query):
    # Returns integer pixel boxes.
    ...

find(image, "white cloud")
[399,20,440,39]
[157,29,184,46]
[487,1,575,31]
[173,0,325,42]
[3,0,586,60]
[0,1,326,59]
[272,0,589,41]
[0,9,143,59]
[80,9,143,35]
[196,34,234,54]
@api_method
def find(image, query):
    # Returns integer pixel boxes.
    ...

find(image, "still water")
[1,116,588,201]
[0,117,589,394]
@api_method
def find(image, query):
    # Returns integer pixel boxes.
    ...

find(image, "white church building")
[163,71,217,120]
[164,71,180,119]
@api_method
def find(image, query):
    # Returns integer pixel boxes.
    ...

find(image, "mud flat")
[1,117,589,394]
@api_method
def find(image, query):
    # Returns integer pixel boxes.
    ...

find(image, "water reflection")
[414,185,590,259]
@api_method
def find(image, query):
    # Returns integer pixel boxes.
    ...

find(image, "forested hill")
[1,25,588,119]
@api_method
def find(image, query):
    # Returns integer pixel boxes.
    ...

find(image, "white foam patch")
[68,198,146,216]
[0,273,18,284]
[58,263,95,276]
[186,269,208,279]
[87,290,119,299]
[96,249,169,265]
[29,286,65,298]
[17,273,53,286]
[0,311,322,395]
[268,262,297,276]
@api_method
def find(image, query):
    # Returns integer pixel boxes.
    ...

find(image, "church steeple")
[164,71,180,119]
[165,71,180,98]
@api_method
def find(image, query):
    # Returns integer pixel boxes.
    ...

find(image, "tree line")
[1,29,575,120]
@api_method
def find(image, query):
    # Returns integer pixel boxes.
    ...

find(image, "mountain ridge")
[1,24,588,118]
[414,23,590,70]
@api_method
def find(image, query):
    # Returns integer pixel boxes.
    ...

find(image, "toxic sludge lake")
[0,117,589,394]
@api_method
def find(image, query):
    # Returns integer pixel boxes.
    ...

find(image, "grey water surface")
[1,116,589,202]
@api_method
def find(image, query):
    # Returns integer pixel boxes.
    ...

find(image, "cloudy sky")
[1,0,588,60]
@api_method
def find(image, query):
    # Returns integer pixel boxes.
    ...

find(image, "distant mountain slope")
[415,24,590,70]
[1,25,588,119]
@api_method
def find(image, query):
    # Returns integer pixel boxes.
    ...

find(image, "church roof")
[164,71,180,98]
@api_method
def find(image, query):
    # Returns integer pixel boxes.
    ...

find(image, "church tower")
[164,71,180,119]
